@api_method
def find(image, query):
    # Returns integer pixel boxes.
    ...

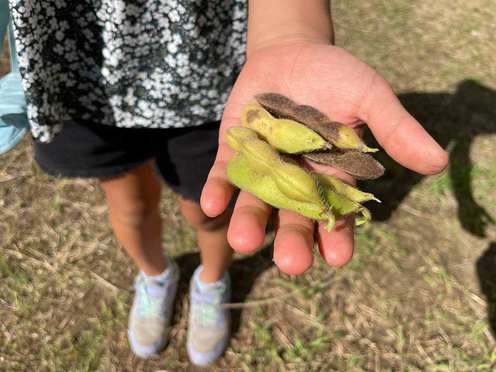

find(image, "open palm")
[201,43,448,275]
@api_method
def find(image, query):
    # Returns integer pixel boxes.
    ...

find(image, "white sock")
[143,259,173,285]
[194,266,225,292]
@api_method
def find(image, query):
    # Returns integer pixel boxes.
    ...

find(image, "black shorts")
[33,121,220,203]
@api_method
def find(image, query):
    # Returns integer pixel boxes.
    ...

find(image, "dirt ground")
[1,1,495,370]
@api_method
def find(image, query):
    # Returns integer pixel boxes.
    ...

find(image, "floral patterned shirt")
[8,0,247,142]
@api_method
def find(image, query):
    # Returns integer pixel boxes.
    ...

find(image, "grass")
[1,0,496,370]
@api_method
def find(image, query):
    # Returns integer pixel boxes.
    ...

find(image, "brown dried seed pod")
[254,92,295,119]
[303,150,385,180]
[291,107,341,144]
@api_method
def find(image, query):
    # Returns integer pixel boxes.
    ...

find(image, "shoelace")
[135,275,167,317]
[191,283,226,327]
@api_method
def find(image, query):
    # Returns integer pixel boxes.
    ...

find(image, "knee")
[179,198,230,231]
[99,162,162,228]
[110,200,159,228]
[105,191,161,228]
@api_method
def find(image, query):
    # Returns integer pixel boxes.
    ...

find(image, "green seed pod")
[226,126,259,151]
[315,173,381,203]
[227,153,335,230]
[241,103,329,154]
[227,126,328,214]
[355,206,371,226]
[272,162,323,205]
[255,93,378,153]
[331,125,378,153]
[226,127,279,173]
[320,184,372,226]
[241,139,281,173]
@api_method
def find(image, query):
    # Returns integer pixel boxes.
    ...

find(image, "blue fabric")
[0,1,8,46]
[0,0,29,155]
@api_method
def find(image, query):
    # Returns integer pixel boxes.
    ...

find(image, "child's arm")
[201,2,448,275]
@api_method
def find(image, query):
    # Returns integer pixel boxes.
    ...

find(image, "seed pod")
[315,173,380,203]
[272,162,323,205]
[228,126,324,205]
[225,97,384,231]
[241,103,329,154]
[253,92,295,119]
[355,207,371,226]
[226,126,259,151]
[227,127,279,173]
[332,125,378,153]
[255,93,378,153]
[319,184,372,226]
[304,150,385,180]
[227,152,336,230]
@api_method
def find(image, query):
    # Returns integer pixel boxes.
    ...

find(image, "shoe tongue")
[143,277,171,297]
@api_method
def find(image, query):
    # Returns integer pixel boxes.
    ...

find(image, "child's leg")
[99,160,167,276]
[178,197,233,282]
[179,196,232,366]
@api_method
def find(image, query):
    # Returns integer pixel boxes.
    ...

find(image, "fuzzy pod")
[304,150,385,180]
[226,127,279,173]
[317,180,372,226]
[241,103,329,154]
[228,126,325,206]
[272,162,324,205]
[315,173,381,203]
[227,152,336,230]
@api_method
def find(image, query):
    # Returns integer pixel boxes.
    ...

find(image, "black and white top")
[8,0,247,142]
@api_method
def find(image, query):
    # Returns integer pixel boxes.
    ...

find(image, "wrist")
[247,32,331,59]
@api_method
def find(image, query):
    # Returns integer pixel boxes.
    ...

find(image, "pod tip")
[324,214,336,232]
[362,146,379,153]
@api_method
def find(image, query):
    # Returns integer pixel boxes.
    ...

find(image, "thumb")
[358,73,448,175]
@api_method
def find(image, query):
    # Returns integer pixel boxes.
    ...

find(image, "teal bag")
[0,0,29,155]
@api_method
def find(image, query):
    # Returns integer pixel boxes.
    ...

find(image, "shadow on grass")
[363,79,495,237]
[364,79,496,341]
[476,242,496,339]
[174,242,274,337]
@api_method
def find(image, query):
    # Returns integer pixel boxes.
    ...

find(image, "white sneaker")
[128,260,180,358]
[187,266,231,366]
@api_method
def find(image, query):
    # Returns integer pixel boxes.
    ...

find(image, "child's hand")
[201,42,448,275]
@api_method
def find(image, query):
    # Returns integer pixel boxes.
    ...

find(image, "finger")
[316,215,354,268]
[273,209,315,275]
[200,118,239,217]
[200,152,235,217]
[228,190,272,253]
[359,73,448,175]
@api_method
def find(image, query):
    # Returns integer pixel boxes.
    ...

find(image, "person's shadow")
[476,242,496,338]
[363,79,495,237]
[361,79,496,339]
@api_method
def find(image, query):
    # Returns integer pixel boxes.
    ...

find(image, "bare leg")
[100,161,167,276]
[178,197,233,283]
